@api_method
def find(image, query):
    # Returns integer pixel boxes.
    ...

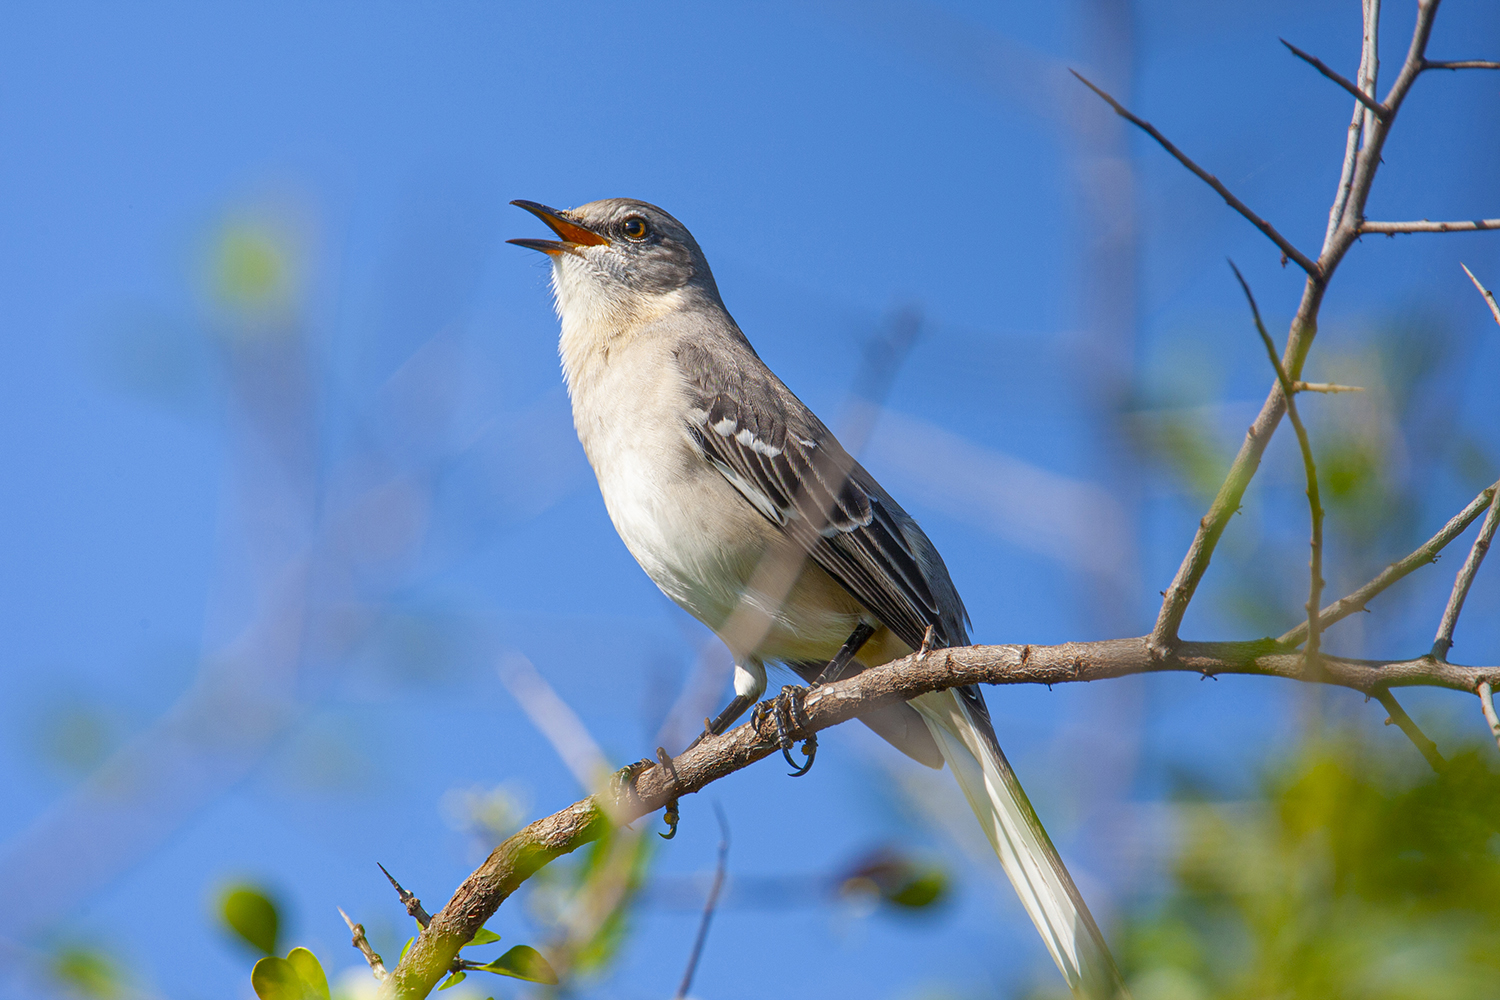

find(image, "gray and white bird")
[510,197,1125,998]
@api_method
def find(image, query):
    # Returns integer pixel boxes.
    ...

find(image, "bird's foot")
[753,686,817,777]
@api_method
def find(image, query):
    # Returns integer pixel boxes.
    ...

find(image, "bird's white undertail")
[911,690,1124,999]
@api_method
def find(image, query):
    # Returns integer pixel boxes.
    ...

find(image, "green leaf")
[398,937,414,966]
[221,886,280,955]
[250,957,306,1000]
[437,970,467,990]
[284,948,329,1000]
[51,947,121,998]
[464,926,501,947]
[479,945,558,985]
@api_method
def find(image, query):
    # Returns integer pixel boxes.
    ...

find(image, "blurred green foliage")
[1056,735,1500,1000]
[220,884,282,955]
[211,219,299,322]
[51,946,122,998]
[839,847,952,912]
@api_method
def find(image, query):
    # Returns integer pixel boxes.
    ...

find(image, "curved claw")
[659,798,681,840]
[784,733,818,777]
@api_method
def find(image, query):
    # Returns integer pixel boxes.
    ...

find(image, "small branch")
[674,804,730,1000]
[1293,381,1363,394]
[1375,690,1446,772]
[1424,59,1500,70]
[379,864,432,928]
[1360,218,1500,234]
[1281,482,1499,647]
[1282,38,1386,116]
[1324,0,1380,247]
[1478,682,1500,755]
[1232,262,1324,673]
[1462,264,1500,327]
[1070,69,1322,279]
[1432,490,1500,660]
[339,907,389,981]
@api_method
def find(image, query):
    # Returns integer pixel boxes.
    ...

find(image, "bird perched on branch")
[510,197,1126,998]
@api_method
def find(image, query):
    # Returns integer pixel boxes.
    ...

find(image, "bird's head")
[509,198,721,329]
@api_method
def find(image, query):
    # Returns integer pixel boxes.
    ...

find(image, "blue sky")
[2,2,1498,998]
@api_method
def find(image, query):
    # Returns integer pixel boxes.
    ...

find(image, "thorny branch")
[339,908,388,981]
[1361,218,1500,234]
[1279,482,1499,647]
[1282,38,1385,116]
[1230,262,1325,676]
[1375,690,1446,773]
[1135,0,1457,650]
[1432,492,1500,661]
[1477,682,1500,755]
[1068,69,1321,278]
[379,625,1500,997]
[1461,264,1500,327]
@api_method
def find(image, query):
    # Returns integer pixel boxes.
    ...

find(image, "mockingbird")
[510,197,1125,998]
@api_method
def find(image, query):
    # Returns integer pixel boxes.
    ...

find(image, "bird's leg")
[683,693,756,753]
[813,622,877,686]
[683,660,767,752]
[754,685,818,777]
[654,746,682,840]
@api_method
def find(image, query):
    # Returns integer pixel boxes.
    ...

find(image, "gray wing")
[674,339,970,651]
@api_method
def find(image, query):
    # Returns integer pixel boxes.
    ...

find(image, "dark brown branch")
[1462,264,1500,327]
[381,637,1500,998]
[1424,59,1500,70]
[340,907,389,981]
[1432,492,1500,660]
[1375,690,1446,772]
[1280,482,1499,647]
[1361,218,1500,234]
[1232,262,1325,674]
[674,804,729,1000]
[1070,69,1322,279]
[1281,38,1386,116]
[379,863,432,928]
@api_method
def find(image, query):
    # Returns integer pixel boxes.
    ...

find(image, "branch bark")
[1361,219,1500,234]
[381,636,1500,998]
[1148,0,1457,650]
[1280,482,1499,647]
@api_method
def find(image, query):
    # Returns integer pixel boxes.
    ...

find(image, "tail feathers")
[910,689,1129,1000]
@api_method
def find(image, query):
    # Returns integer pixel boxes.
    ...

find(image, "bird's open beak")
[507,200,611,257]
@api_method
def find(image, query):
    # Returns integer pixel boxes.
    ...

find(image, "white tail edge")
[911,689,1130,1000]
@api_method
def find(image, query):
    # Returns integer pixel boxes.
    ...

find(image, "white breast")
[561,313,771,636]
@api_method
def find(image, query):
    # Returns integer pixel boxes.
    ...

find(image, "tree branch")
[1280,482,1499,647]
[1424,59,1500,70]
[1293,381,1363,394]
[1154,0,1449,651]
[1461,263,1500,327]
[1070,69,1322,278]
[340,907,389,981]
[1432,490,1500,660]
[1281,38,1386,116]
[1232,261,1325,673]
[1477,682,1500,755]
[1374,689,1446,772]
[674,804,729,1000]
[1360,218,1500,234]
[380,636,1500,998]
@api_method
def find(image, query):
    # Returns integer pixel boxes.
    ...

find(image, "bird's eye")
[621,216,650,241]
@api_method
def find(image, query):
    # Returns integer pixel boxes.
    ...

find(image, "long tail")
[910,687,1129,1000]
